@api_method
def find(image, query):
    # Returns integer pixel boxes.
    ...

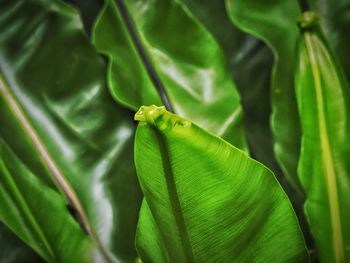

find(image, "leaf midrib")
[113,0,174,112]
[154,128,195,262]
[304,32,345,262]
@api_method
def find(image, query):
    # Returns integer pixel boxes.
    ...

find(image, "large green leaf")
[134,105,308,262]
[295,12,350,263]
[225,0,303,193]
[0,0,141,262]
[92,0,247,151]
[0,139,95,262]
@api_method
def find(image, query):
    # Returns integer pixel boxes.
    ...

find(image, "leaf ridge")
[154,130,195,262]
[136,106,195,261]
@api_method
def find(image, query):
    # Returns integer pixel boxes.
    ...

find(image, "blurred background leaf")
[0,0,141,261]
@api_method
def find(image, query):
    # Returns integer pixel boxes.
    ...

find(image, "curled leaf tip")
[134,105,167,125]
[298,11,320,31]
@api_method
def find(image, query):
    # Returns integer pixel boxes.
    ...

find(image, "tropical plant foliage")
[0,0,350,262]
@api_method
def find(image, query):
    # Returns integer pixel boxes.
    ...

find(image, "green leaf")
[225,0,303,193]
[92,0,247,151]
[134,105,308,262]
[0,222,45,263]
[295,12,350,263]
[0,139,95,262]
[0,0,141,261]
[181,0,282,180]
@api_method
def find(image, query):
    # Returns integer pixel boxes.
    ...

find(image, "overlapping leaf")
[295,12,350,262]
[134,105,308,263]
[92,0,247,151]
[0,0,141,261]
[0,139,95,262]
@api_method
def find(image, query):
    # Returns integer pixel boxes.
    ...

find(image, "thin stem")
[115,0,174,112]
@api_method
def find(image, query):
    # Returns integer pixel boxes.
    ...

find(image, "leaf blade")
[295,13,350,262]
[134,105,308,263]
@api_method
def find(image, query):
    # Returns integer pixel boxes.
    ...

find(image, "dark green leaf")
[92,0,247,151]
[134,105,308,263]
[0,0,141,261]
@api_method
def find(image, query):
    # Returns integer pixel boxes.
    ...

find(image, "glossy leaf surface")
[0,0,141,261]
[0,140,94,262]
[295,13,350,262]
[92,0,247,151]
[226,0,303,193]
[134,105,308,263]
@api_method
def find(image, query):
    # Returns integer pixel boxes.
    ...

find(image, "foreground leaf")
[0,140,95,262]
[92,0,247,151]
[134,105,308,262]
[225,0,303,193]
[295,12,350,262]
[0,0,141,261]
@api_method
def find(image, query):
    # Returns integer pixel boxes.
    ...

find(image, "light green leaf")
[134,105,308,262]
[0,0,141,261]
[92,0,247,151]
[295,12,350,263]
[225,0,303,193]
[0,139,95,262]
